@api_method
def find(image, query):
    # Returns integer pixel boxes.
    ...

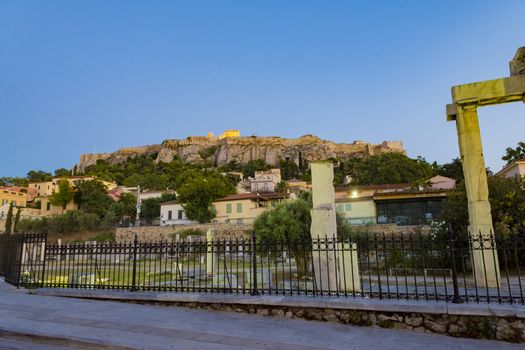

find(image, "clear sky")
[1,0,524,177]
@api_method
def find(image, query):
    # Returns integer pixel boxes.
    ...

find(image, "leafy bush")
[17,211,102,234]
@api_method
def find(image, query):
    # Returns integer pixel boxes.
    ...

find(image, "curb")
[0,327,137,350]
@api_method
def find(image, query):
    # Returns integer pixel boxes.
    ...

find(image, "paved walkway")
[0,281,522,349]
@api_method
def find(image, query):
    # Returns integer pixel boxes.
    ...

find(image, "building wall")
[213,199,271,224]
[336,198,376,225]
[160,203,198,226]
[499,162,525,179]
[0,189,27,208]
[38,197,78,216]
[29,177,117,197]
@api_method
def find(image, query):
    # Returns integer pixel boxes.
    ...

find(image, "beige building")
[28,176,117,217]
[212,193,288,225]
[336,197,376,225]
[286,179,310,194]
[496,160,525,179]
[334,176,456,226]
[0,188,27,208]
[38,196,79,215]
[29,176,117,197]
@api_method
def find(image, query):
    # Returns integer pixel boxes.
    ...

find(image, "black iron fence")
[2,231,525,304]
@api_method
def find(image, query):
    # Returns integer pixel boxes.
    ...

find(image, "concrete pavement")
[0,280,523,349]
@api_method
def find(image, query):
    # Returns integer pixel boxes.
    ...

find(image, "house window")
[12,201,16,206]
[168,210,172,220]
[237,218,243,225]
[226,203,232,214]
[236,203,242,213]
[336,204,344,211]
[345,204,352,211]
[178,210,183,219]
[1,199,7,206]
[46,202,51,211]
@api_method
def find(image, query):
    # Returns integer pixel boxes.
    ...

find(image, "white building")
[160,201,198,226]
[496,160,525,179]
[250,169,282,193]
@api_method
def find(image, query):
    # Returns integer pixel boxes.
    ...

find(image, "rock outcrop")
[78,135,404,172]
[77,144,162,172]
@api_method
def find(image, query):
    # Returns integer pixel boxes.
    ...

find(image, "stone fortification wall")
[115,224,252,242]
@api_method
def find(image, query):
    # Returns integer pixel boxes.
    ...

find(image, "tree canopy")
[27,170,52,182]
[502,141,525,165]
[339,153,436,185]
[74,180,113,217]
[49,179,74,210]
[441,175,525,237]
[177,173,235,223]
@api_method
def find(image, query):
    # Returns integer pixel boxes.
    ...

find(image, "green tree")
[54,168,71,177]
[138,192,177,224]
[27,170,52,182]
[0,177,29,187]
[241,159,271,178]
[502,141,525,165]
[279,159,299,180]
[49,179,74,211]
[178,174,235,223]
[437,158,464,181]
[74,180,113,217]
[441,176,525,237]
[275,181,289,194]
[345,153,435,185]
[110,192,137,220]
[4,202,14,234]
[13,207,22,232]
[254,198,351,276]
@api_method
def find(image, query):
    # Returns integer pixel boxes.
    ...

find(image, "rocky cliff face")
[77,144,162,172]
[78,135,404,171]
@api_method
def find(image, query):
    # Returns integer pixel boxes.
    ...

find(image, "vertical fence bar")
[130,234,138,292]
[448,227,463,304]
[250,231,259,296]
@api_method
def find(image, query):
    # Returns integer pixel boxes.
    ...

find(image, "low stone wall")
[176,304,524,343]
[352,224,430,235]
[115,224,252,242]
[33,289,525,343]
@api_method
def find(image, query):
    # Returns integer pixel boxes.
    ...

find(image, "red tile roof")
[214,192,288,202]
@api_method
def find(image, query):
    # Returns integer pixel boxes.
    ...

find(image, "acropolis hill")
[77,131,404,172]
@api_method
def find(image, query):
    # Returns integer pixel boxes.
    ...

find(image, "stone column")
[310,161,360,293]
[206,229,216,276]
[456,105,500,288]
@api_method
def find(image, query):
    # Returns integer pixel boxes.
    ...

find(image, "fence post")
[40,232,47,288]
[250,230,259,296]
[130,234,138,292]
[448,225,463,304]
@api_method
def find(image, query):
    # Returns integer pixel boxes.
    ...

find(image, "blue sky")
[1,1,524,177]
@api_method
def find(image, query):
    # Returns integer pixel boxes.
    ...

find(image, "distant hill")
[77,134,404,172]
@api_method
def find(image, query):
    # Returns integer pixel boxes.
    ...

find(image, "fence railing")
[2,231,525,304]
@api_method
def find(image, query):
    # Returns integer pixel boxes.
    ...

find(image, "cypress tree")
[13,207,22,233]
[4,202,14,234]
